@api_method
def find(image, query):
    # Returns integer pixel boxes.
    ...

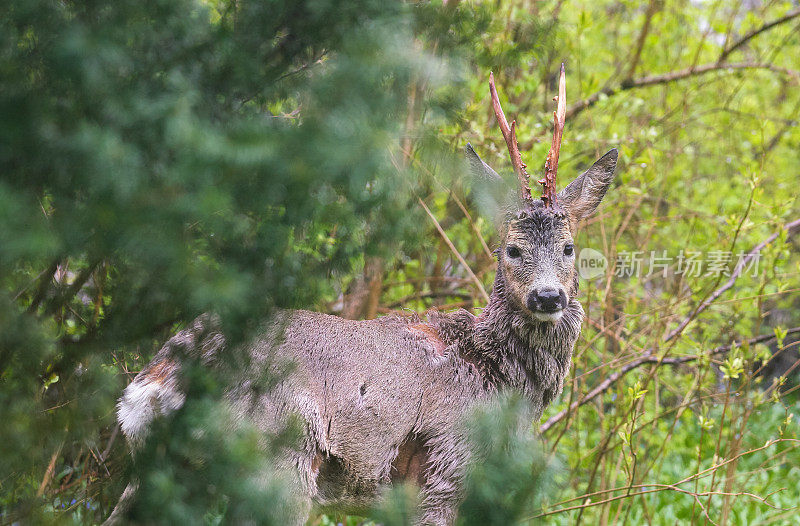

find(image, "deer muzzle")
[526,287,567,322]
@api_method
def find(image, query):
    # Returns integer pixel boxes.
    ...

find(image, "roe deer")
[107,66,618,525]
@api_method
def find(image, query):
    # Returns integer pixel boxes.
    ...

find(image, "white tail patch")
[117,359,184,447]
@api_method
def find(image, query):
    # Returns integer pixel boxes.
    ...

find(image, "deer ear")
[465,143,502,181]
[558,148,618,221]
[465,143,515,227]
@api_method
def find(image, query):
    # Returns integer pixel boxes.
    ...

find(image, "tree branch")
[625,0,660,80]
[385,290,473,309]
[43,259,101,316]
[541,218,800,433]
[25,259,60,314]
[664,218,800,342]
[567,7,800,120]
[718,8,800,63]
[417,196,490,303]
[566,62,800,120]
[364,257,383,320]
[539,327,800,433]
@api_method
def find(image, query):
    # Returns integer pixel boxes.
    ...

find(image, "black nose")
[527,288,566,312]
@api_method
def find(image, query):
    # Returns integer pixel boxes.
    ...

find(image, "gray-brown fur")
[108,148,617,525]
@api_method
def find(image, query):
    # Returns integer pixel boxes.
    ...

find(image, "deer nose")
[527,288,566,312]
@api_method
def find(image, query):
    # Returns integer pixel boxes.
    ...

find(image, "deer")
[106,65,618,526]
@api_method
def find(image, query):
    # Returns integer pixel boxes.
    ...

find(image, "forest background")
[2,0,800,524]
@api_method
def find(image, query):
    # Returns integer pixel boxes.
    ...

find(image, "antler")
[539,63,566,207]
[489,72,531,201]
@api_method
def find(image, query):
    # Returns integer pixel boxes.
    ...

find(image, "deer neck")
[467,269,584,409]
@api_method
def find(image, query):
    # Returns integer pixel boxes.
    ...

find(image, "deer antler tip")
[488,71,531,201]
[541,63,567,208]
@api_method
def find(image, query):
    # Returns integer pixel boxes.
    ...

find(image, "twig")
[400,145,495,262]
[88,446,110,477]
[43,259,101,316]
[385,291,473,309]
[101,424,119,462]
[675,439,799,486]
[539,327,800,433]
[664,184,758,345]
[718,8,800,63]
[447,191,495,261]
[535,440,798,522]
[36,442,64,498]
[532,485,785,519]
[762,96,800,155]
[382,276,470,288]
[25,260,60,314]
[625,0,660,79]
[566,62,800,120]
[664,218,800,342]
[417,197,490,303]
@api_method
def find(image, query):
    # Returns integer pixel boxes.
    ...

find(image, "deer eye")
[564,243,574,256]
[506,245,521,259]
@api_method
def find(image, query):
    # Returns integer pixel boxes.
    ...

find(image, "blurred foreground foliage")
[2,0,800,524]
[1,0,457,521]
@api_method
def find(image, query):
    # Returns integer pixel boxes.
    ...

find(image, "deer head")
[467,65,618,323]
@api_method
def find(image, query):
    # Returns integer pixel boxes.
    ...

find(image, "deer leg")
[101,481,138,525]
[258,448,315,526]
[415,435,470,526]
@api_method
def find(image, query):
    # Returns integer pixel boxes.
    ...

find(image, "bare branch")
[36,441,64,498]
[625,0,660,79]
[664,218,800,342]
[718,8,800,63]
[100,424,119,462]
[385,291,473,309]
[489,72,531,201]
[417,197,490,303]
[539,326,800,433]
[544,438,798,512]
[43,259,101,316]
[566,62,800,120]
[25,259,60,314]
[533,472,792,519]
[565,7,800,121]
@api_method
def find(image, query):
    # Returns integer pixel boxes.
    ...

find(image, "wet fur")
[108,150,617,526]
